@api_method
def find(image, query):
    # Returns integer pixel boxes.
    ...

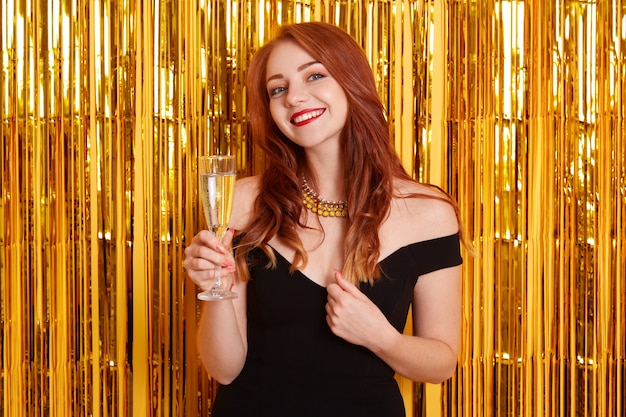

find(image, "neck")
[305,158,345,202]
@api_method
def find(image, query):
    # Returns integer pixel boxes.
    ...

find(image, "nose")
[285,83,308,106]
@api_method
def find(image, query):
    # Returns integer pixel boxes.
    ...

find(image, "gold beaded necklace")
[301,177,348,218]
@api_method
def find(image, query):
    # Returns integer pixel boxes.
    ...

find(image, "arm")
[325,186,462,383]
[184,229,248,384]
[326,266,461,383]
[196,280,248,384]
[183,177,259,384]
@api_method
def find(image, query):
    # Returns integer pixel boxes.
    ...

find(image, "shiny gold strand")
[1,2,624,417]
[446,1,625,417]
[0,1,415,416]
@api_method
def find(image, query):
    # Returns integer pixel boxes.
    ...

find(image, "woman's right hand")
[183,228,237,293]
[184,227,247,383]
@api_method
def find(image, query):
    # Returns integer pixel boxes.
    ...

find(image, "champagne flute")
[197,155,237,301]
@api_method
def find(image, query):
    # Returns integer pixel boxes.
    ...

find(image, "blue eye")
[309,73,325,81]
[269,86,286,97]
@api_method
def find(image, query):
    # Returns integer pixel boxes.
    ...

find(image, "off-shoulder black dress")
[212,233,462,417]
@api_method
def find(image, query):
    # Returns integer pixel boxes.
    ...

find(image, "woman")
[184,21,464,417]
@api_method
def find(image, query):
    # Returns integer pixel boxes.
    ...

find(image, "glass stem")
[212,266,222,292]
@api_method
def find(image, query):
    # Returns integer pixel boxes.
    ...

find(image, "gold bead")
[301,178,347,218]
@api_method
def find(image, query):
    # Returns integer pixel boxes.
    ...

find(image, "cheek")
[268,102,285,125]
[325,88,349,117]
[268,104,294,138]
[268,101,278,120]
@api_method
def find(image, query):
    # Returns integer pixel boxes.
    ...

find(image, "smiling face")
[265,40,349,153]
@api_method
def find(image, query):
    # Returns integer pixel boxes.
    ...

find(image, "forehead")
[266,40,317,74]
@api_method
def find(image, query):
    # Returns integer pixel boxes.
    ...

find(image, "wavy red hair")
[235,22,458,284]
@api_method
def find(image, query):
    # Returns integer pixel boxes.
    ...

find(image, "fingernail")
[223,259,234,267]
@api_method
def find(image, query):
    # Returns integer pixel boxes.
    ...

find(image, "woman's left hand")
[325,270,394,348]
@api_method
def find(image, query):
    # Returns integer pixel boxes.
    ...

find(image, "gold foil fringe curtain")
[1,2,625,417]
[0,1,423,416]
[447,1,626,417]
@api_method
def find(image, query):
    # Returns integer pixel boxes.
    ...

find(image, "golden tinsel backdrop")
[1,1,624,416]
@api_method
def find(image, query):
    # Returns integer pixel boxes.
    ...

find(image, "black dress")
[212,233,462,417]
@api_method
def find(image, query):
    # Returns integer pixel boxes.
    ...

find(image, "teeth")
[292,109,323,124]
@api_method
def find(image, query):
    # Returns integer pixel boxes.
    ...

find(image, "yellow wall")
[1,1,624,416]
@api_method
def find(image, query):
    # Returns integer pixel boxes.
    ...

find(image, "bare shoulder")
[385,178,460,244]
[230,175,261,230]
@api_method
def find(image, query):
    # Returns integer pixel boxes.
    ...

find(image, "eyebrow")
[266,60,321,83]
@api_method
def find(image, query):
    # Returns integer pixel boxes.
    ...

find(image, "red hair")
[236,22,456,284]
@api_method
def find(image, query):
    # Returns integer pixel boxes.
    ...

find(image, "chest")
[269,217,347,287]
[246,244,419,333]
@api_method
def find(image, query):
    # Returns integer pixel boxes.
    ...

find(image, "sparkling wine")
[199,173,236,239]
[196,154,237,301]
